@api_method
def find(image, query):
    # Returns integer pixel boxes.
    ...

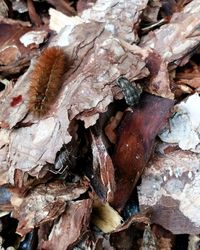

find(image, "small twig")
[141,18,168,34]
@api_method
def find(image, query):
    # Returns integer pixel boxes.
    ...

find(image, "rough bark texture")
[138,149,200,234]
[0,0,200,248]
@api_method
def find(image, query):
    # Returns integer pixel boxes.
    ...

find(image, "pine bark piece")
[0,22,149,178]
[151,224,175,250]
[0,0,9,17]
[0,130,9,185]
[175,62,200,90]
[81,0,149,43]
[144,51,174,99]
[73,231,114,249]
[140,0,200,99]
[0,186,12,211]
[138,149,200,234]
[89,129,116,202]
[39,199,92,250]
[140,0,200,65]
[142,0,161,23]
[77,0,96,13]
[0,0,149,180]
[111,93,174,211]
[11,180,89,236]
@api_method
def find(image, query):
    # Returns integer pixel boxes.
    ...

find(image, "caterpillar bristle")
[28,47,67,118]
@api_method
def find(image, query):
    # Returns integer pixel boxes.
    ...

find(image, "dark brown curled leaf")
[111,93,174,211]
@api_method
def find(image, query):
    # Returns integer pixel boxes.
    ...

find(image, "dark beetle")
[116,76,142,106]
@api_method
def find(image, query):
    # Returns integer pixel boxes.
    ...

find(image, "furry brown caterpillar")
[28,47,66,117]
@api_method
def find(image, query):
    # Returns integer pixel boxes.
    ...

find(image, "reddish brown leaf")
[111,93,174,211]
